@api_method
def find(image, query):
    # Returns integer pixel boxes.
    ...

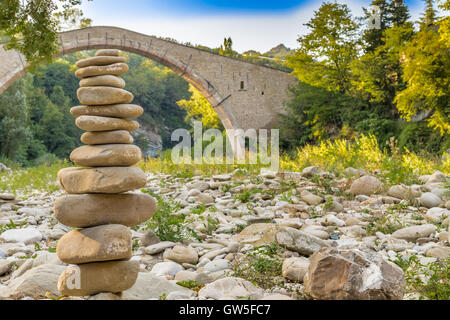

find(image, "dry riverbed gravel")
[0,167,448,300]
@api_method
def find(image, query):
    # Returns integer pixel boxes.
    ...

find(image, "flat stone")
[0,259,11,276]
[198,277,264,300]
[81,130,133,145]
[276,226,329,255]
[70,144,142,167]
[392,224,437,242]
[151,261,184,277]
[77,87,133,105]
[145,241,176,255]
[56,224,132,264]
[95,49,119,56]
[58,260,139,296]
[425,246,450,259]
[75,63,129,79]
[71,104,143,118]
[58,167,147,194]
[76,115,139,132]
[0,193,15,200]
[0,228,42,244]
[79,75,126,88]
[76,56,127,68]
[300,190,323,205]
[231,223,280,247]
[54,193,156,228]
[121,272,194,300]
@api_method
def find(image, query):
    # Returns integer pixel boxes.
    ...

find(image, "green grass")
[0,160,71,194]
[390,254,450,300]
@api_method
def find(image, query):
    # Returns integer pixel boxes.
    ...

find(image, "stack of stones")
[53,49,156,297]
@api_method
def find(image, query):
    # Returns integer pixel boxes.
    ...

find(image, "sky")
[80,0,435,53]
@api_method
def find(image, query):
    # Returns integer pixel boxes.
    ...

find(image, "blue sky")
[80,0,434,52]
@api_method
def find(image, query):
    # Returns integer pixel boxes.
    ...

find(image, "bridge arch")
[0,26,296,132]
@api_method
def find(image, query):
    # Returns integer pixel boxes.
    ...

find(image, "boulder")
[71,104,143,119]
[76,115,139,132]
[350,176,383,195]
[58,167,147,194]
[54,193,156,228]
[70,144,142,167]
[301,166,323,177]
[81,130,134,145]
[56,224,132,264]
[77,86,133,105]
[276,226,329,255]
[198,277,264,300]
[58,260,139,296]
[304,247,405,300]
[388,185,420,200]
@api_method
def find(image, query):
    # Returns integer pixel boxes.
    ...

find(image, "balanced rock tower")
[54,49,156,296]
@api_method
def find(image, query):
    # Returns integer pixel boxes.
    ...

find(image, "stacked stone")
[54,49,156,297]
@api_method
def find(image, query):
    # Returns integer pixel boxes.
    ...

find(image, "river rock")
[231,223,280,246]
[304,247,405,300]
[77,87,133,105]
[300,190,323,205]
[0,264,66,298]
[419,192,443,208]
[79,75,126,88]
[58,260,139,296]
[76,115,139,132]
[198,277,264,300]
[282,256,310,282]
[151,261,184,277]
[58,167,147,194]
[75,63,129,79]
[56,224,132,264]
[81,130,133,145]
[388,185,420,200]
[76,56,127,68]
[70,144,142,167]
[0,228,42,244]
[164,245,198,265]
[0,193,15,200]
[391,224,437,242]
[350,176,383,195]
[54,193,156,228]
[71,104,143,118]
[276,226,329,255]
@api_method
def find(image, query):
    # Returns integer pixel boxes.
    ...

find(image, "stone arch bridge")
[0,26,295,132]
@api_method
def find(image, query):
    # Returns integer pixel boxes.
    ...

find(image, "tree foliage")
[0,0,91,69]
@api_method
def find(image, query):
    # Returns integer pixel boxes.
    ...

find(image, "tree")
[286,2,361,94]
[0,0,91,69]
[394,27,450,135]
[421,0,437,28]
[177,85,223,130]
[388,0,410,26]
[0,81,32,161]
[218,37,237,58]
